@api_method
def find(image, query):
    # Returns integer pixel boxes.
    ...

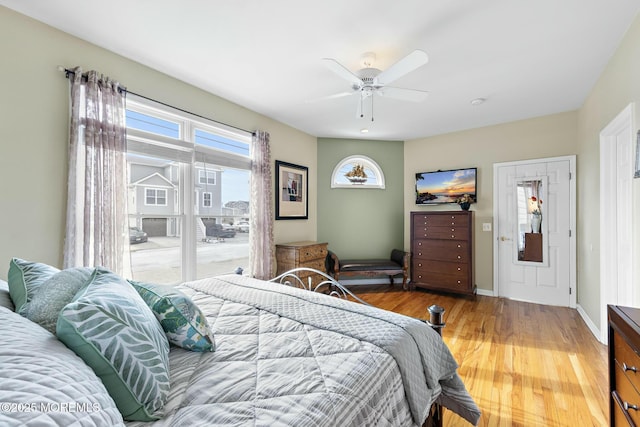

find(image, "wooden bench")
[325,249,410,290]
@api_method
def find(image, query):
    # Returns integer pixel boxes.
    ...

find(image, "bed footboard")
[269,267,372,305]
[269,267,446,427]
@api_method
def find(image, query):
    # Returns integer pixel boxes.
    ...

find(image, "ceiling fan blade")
[322,58,363,87]
[375,49,429,86]
[377,86,429,102]
[306,91,354,103]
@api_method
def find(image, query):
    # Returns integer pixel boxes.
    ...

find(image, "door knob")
[499,236,512,241]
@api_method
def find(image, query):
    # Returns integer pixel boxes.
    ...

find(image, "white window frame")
[199,170,216,185]
[202,192,212,207]
[126,95,252,282]
[144,188,168,206]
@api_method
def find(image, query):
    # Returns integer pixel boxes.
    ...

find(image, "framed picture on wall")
[275,160,308,220]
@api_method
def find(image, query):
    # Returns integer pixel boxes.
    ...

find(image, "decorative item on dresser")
[608,305,640,426]
[410,211,476,295]
[275,241,329,285]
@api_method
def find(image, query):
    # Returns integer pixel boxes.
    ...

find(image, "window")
[202,192,212,207]
[145,188,167,206]
[125,95,252,285]
[331,155,385,189]
[199,170,216,185]
[126,110,180,139]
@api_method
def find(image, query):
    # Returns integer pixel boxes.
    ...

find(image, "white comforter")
[128,274,480,426]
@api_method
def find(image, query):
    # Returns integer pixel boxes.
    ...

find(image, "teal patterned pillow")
[128,280,215,352]
[7,258,60,314]
[57,268,170,421]
[25,267,93,333]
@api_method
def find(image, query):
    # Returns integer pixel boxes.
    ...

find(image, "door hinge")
[569,229,572,237]
[569,287,572,295]
[569,172,572,180]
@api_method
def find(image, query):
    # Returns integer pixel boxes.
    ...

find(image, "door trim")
[492,155,577,308]
[599,102,635,344]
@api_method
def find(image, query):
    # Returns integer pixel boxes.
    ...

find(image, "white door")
[600,103,635,343]
[494,157,575,307]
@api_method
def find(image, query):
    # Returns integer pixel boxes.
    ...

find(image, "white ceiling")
[2,1,639,140]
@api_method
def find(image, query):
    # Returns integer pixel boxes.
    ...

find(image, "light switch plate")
[482,223,492,232]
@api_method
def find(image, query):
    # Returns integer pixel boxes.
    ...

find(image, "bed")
[0,261,480,427]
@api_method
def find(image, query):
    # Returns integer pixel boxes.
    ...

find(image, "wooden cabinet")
[275,241,328,284]
[410,211,476,295]
[608,305,640,426]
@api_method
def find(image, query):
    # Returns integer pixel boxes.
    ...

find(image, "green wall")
[317,138,404,259]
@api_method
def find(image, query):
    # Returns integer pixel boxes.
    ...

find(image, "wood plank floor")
[351,285,609,427]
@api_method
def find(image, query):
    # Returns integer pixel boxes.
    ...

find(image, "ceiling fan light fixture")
[470,97,486,106]
[360,128,369,133]
[361,52,376,68]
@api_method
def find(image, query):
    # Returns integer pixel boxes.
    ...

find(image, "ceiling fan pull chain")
[371,93,374,122]
[360,94,364,118]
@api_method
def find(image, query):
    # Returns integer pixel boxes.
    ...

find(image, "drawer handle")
[451,235,455,238]
[418,252,422,256]
[457,280,461,284]
[457,267,461,271]
[457,255,461,259]
[418,263,422,267]
[623,363,638,373]
[624,402,639,411]
[418,242,422,246]
[457,244,461,248]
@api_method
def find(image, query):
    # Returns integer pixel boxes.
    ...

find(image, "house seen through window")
[125,96,251,284]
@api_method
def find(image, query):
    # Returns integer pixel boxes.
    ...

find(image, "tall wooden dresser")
[608,305,640,426]
[410,211,476,295]
[275,241,328,284]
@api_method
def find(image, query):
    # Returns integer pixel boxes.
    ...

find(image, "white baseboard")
[577,304,603,343]
[476,288,494,297]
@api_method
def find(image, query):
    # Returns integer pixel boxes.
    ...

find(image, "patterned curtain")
[63,67,130,276]
[249,131,274,279]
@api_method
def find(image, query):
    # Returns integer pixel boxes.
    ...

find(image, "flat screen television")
[415,167,477,205]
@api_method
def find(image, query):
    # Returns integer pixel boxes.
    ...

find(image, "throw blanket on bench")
[326,249,410,290]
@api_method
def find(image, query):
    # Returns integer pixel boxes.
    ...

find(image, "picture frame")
[275,160,308,220]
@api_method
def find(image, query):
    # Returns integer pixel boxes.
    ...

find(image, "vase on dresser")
[531,214,541,233]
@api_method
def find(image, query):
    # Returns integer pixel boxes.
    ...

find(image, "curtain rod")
[58,66,255,136]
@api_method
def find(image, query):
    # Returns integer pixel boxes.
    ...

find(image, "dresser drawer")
[413,225,469,240]
[297,244,327,262]
[614,364,640,426]
[413,240,469,263]
[615,331,640,395]
[413,260,469,277]
[411,270,469,291]
[412,213,470,228]
[303,257,326,272]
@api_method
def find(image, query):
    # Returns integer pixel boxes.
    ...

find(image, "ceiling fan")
[319,49,429,120]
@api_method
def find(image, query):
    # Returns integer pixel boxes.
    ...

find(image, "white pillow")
[0,306,125,426]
